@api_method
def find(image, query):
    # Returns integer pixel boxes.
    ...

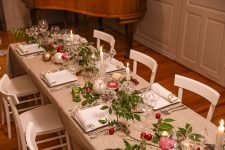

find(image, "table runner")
[7,43,217,149]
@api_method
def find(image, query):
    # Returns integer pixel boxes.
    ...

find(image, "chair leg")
[57,131,66,150]
[65,131,72,150]
[34,93,39,106]
[1,102,5,125]
[3,100,11,139]
[40,94,44,105]
[6,109,11,139]
[16,127,22,150]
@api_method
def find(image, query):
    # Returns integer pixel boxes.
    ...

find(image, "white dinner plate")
[41,70,77,87]
[17,43,44,55]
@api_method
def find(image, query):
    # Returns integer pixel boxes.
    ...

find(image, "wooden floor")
[0,19,225,149]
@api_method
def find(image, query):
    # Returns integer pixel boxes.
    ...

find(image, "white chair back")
[0,75,26,150]
[129,49,158,84]
[174,74,220,121]
[93,29,115,52]
[26,122,38,150]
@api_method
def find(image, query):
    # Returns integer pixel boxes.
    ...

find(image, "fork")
[160,105,187,115]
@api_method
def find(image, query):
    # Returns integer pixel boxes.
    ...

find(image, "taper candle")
[126,62,131,81]
[216,119,224,149]
[100,46,103,65]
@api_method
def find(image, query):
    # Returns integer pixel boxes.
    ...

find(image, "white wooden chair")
[174,74,220,121]
[0,74,44,139]
[26,122,38,150]
[129,49,158,84]
[93,29,115,53]
[0,90,71,150]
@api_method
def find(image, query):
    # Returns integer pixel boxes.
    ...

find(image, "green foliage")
[176,123,204,142]
[107,140,146,150]
[9,28,28,41]
[152,118,175,144]
[72,82,100,106]
[101,90,143,123]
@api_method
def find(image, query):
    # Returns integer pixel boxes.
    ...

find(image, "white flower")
[80,37,88,44]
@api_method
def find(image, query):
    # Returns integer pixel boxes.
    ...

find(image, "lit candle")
[100,46,103,65]
[126,62,131,81]
[70,30,73,43]
[216,119,224,149]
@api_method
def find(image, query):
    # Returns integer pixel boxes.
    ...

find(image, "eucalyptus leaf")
[101,106,109,110]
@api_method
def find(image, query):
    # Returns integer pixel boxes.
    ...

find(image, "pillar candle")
[216,119,224,149]
[126,62,131,81]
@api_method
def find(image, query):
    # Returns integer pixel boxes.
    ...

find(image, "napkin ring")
[168,93,176,102]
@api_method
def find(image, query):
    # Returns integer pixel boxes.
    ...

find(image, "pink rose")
[159,136,176,150]
[61,52,69,60]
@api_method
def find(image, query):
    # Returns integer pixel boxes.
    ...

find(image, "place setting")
[40,69,78,92]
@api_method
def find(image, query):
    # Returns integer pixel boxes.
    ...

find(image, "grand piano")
[22,0,146,56]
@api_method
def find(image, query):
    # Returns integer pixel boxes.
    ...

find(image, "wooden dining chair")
[0,89,71,150]
[129,49,158,84]
[93,29,115,53]
[174,74,220,121]
[0,74,44,139]
[26,122,38,150]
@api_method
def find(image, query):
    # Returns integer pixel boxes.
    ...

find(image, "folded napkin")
[18,43,43,54]
[151,83,177,103]
[74,105,109,132]
[44,70,77,87]
[96,58,125,73]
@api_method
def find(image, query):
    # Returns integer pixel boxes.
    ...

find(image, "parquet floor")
[0,19,224,149]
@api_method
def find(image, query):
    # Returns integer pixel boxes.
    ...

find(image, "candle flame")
[70,30,73,35]
[126,62,129,68]
[220,119,224,126]
[100,46,103,52]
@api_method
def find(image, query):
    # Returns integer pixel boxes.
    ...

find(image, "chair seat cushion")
[20,104,64,135]
[8,75,38,96]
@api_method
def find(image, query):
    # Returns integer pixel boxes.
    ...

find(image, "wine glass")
[50,26,60,40]
[109,48,117,59]
[61,29,70,44]
[38,19,48,33]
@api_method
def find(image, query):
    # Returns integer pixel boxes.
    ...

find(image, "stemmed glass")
[141,86,160,119]
[50,26,60,41]
[38,19,48,44]
[38,19,48,33]
[108,49,117,60]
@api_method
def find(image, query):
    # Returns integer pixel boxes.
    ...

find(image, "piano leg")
[31,8,39,25]
[98,18,104,31]
[125,23,135,58]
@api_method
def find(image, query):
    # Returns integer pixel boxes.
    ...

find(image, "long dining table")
[7,43,218,149]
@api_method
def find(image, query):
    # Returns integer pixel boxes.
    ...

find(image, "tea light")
[216,119,224,148]
[93,79,106,94]
[126,62,131,81]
